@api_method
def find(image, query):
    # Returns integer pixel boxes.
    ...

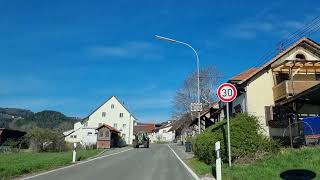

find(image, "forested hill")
[0,108,79,131]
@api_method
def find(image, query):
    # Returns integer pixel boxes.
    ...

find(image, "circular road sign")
[217,83,237,102]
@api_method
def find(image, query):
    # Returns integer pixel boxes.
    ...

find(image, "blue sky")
[0,0,319,122]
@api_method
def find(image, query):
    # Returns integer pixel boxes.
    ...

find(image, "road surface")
[25,144,197,180]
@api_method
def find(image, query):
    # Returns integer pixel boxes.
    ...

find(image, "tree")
[172,66,222,119]
[26,127,65,152]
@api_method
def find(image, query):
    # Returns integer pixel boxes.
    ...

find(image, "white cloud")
[88,41,162,60]
[225,21,275,39]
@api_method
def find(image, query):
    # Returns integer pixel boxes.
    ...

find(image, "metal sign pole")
[227,102,231,167]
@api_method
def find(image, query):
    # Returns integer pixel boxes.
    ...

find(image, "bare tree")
[172,66,222,119]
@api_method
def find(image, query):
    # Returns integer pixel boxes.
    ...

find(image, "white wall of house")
[245,69,275,136]
[156,125,175,142]
[64,122,97,146]
[149,132,158,143]
[64,96,135,145]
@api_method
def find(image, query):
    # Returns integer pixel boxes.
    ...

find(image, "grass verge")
[224,147,320,180]
[0,149,103,180]
[189,147,320,180]
[188,158,212,176]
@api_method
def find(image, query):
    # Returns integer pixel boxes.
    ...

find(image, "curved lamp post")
[155,35,201,134]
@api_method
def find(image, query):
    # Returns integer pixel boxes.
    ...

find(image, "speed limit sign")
[217,83,237,102]
[216,82,237,167]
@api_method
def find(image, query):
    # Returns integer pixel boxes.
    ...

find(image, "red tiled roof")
[133,124,156,134]
[96,124,120,133]
[229,68,258,82]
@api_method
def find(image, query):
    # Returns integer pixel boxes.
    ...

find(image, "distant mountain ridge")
[0,107,79,131]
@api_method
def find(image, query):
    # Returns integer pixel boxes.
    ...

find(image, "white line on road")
[167,145,200,180]
[23,148,132,180]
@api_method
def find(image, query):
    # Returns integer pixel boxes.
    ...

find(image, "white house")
[154,121,175,142]
[64,96,136,146]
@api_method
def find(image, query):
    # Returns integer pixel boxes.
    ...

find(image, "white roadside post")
[215,141,222,180]
[72,142,77,163]
[216,83,237,167]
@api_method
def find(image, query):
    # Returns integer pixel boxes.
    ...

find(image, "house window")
[84,122,88,127]
[111,104,115,109]
[87,132,92,136]
[123,124,126,129]
[105,130,110,138]
[99,131,104,137]
[295,53,306,60]
[71,135,77,138]
[102,112,106,117]
[163,130,166,133]
[120,113,124,118]
[114,123,118,129]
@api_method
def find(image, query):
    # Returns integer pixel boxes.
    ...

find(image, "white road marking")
[167,145,200,180]
[23,148,132,180]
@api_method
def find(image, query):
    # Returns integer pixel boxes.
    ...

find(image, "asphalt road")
[25,144,196,180]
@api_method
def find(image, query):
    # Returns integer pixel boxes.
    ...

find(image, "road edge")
[167,144,200,180]
[22,148,132,180]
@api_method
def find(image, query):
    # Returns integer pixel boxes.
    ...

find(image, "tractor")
[133,131,149,148]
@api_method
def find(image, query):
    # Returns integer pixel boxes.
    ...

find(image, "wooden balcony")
[273,80,320,102]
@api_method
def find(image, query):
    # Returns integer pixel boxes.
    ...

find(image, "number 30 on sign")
[217,83,237,102]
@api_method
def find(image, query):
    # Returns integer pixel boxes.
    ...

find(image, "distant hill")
[0,107,33,118]
[0,108,79,131]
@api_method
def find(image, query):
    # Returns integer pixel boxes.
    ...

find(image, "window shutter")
[265,106,273,126]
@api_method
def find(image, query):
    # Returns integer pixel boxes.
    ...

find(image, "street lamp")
[155,35,202,134]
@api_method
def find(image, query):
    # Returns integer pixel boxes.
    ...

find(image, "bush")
[26,127,65,152]
[193,113,279,164]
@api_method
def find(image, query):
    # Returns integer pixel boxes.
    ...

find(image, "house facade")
[64,96,135,145]
[186,37,320,144]
[227,37,320,140]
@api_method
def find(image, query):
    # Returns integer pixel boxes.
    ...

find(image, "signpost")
[216,83,237,167]
[190,103,203,112]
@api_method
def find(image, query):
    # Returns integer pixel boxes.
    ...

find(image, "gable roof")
[238,37,320,85]
[229,68,258,82]
[133,124,156,134]
[96,123,120,133]
[82,96,136,123]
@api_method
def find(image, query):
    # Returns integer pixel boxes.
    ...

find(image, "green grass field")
[189,147,320,180]
[0,149,103,180]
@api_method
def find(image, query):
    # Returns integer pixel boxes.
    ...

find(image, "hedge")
[193,113,279,164]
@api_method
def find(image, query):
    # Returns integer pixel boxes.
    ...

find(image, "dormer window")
[295,53,306,60]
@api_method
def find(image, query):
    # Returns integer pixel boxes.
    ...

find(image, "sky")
[0,0,320,122]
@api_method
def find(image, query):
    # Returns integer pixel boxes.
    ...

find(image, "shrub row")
[193,113,279,164]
